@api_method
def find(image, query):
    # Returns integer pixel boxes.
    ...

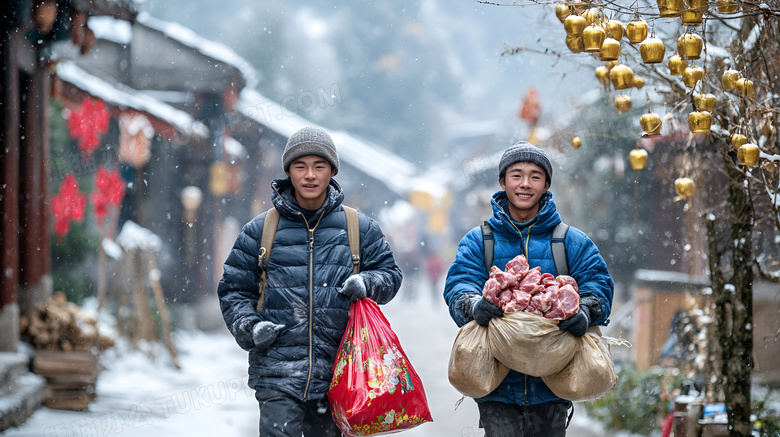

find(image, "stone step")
[0,345,46,432]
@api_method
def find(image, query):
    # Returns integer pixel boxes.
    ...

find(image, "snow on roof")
[136,12,258,89]
[116,220,162,251]
[238,88,437,197]
[57,61,209,140]
[223,136,247,160]
[634,269,708,285]
[88,15,132,45]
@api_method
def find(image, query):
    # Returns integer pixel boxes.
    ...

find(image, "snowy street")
[4,283,616,437]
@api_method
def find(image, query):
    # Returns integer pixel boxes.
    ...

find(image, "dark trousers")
[477,401,572,437]
[255,388,342,437]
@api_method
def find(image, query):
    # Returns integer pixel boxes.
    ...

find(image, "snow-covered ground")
[5,283,625,437]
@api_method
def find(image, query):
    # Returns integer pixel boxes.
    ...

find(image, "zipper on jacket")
[301,211,324,400]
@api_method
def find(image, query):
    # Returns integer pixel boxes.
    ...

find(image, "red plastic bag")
[328,298,433,436]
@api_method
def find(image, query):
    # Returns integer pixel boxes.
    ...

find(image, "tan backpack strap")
[257,208,280,312]
[343,205,361,274]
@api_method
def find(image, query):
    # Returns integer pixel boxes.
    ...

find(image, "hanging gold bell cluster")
[554,0,765,176]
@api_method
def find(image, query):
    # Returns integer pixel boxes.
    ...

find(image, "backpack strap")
[480,221,494,275]
[257,208,280,312]
[343,205,361,274]
[551,222,570,276]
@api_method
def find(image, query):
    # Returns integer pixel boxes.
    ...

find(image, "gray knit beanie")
[498,141,552,185]
[282,127,339,175]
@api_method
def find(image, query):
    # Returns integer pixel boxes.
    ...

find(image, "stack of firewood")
[19,292,114,410]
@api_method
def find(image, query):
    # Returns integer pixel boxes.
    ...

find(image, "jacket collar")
[488,190,561,236]
[271,177,345,220]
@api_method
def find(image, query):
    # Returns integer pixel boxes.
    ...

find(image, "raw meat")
[505,255,529,277]
[479,254,581,320]
[483,277,501,306]
[556,275,578,292]
[557,284,581,319]
[494,271,517,289]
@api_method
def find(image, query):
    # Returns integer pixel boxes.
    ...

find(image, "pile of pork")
[483,255,580,319]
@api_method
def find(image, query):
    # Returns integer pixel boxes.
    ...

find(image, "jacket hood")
[271,177,345,220]
[488,190,561,236]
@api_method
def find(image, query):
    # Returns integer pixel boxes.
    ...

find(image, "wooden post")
[145,248,179,369]
[132,249,155,342]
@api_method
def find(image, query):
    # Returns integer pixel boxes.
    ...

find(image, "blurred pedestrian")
[443,141,614,437]
[218,127,403,437]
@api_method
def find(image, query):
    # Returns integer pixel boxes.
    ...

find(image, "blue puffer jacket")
[443,190,614,405]
[218,178,402,401]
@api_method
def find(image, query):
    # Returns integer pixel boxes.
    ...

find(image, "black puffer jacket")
[218,178,402,401]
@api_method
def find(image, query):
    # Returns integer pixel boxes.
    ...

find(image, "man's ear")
[499,177,506,191]
[544,181,550,191]
[330,167,336,177]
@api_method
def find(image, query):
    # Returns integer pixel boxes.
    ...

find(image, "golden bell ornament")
[614,94,633,114]
[625,19,649,44]
[595,66,611,85]
[556,4,573,23]
[606,19,624,40]
[675,177,696,199]
[634,76,646,89]
[737,143,760,167]
[599,38,621,61]
[657,0,683,17]
[677,33,703,60]
[640,37,666,64]
[668,55,688,75]
[730,133,748,149]
[688,111,712,134]
[583,8,600,25]
[682,66,704,88]
[716,0,740,13]
[735,78,756,98]
[721,69,741,90]
[685,0,709,12]
[694,93,717,112]
[565,35,586,53]
[571,136,582,149]
[564,15,588,36]
[640,112,662,135]
[582,24,607,52]
[681,9,703,25]
[610,64,635,90]
[629,148,649,170]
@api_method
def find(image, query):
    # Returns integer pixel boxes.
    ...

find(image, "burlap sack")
[448,321,511,398]
[542,326,617,402]
[488,311,577,377]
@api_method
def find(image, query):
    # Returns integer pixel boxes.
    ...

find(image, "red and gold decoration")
[66,97,110,160]
[51,174,86,241]
[91,167,126,224]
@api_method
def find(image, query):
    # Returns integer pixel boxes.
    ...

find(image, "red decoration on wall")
[91,167,126,223]
[51,174,86,240]
[66,98,110,159]
[518,87,541,126]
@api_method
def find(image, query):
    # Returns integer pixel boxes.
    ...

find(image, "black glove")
[559,306,590,337]
[338,274,367,302]
[252,321,285,351]
[463,296,504,326]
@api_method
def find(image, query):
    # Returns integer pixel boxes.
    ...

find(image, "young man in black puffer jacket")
[218,127,403,437]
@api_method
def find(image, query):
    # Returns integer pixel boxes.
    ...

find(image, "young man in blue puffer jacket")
[218,127,403,437]
[443,141,614,437]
